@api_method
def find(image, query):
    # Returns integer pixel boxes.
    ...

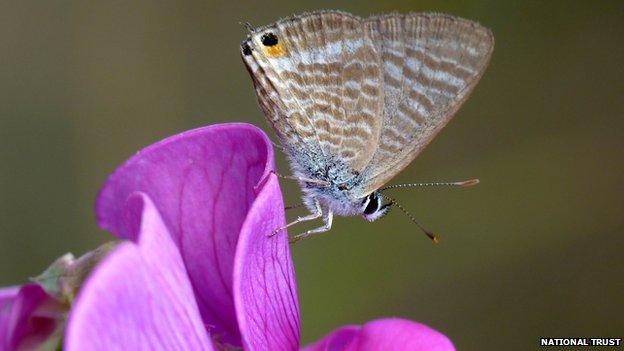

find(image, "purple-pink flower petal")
[95,123,276,346]
[0,287,19,326]
[301,326,360,351]
[234,175,300,350]
[0,284,62,351]
[0,286,21,349]
[0,287,19,302]
[304,318,455,351]
[65,193,214,351]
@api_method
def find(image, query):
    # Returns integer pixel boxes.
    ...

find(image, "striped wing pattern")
[361,13,494,194]
[242,11,493,194]
[242,11,383,171]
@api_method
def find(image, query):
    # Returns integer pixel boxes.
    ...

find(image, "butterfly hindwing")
[360,13,494,195]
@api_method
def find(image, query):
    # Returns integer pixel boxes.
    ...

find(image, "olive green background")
[1,1,622,350]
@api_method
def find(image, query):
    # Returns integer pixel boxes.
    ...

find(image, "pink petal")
[1,284,62,350]
[96,123,274,345]
[0,287,19,302]
[0,286,19,333]
[301,326,359,351]
[348,319,454,351]
[0,286,21,349]
[234,175,300,351]
[305,319,454,351]
[65,193,214,351]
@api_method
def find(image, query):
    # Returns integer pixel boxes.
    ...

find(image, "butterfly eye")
[241,42,252,56]
[261,32,278,46]
[363,193,379,215]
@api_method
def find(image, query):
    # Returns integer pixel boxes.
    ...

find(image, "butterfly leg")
[270,200,322,237]
[290,210,333,244]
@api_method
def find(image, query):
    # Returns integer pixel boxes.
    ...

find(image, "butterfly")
[240,10,494,243]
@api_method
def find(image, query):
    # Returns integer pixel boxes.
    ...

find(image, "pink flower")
[68,123,296,350]
[0,284,64,350]
[2,123,455,350]
[303,320,454,351]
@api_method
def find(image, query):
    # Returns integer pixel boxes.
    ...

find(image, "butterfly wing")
[241,11,384,172]
[360,13,494,195]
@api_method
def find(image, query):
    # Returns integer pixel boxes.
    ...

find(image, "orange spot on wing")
[263,43,286,57]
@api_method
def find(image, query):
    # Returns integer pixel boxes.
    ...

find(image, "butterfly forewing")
[242,11,384,171]
[360,13,494,195]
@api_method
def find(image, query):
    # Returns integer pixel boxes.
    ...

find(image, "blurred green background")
[1,1,622,350]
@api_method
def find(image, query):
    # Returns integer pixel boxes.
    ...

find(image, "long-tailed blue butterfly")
[240,10,493,242]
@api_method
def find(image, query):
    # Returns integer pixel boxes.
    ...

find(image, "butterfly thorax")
[288,150,370,217]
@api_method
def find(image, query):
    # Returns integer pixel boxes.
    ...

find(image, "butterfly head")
[360,191,392,222]
[240,26,288,59]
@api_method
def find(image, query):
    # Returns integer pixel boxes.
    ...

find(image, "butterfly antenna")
[384,195,439,244]
[380,179,479,191]
[239,21,255,33]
